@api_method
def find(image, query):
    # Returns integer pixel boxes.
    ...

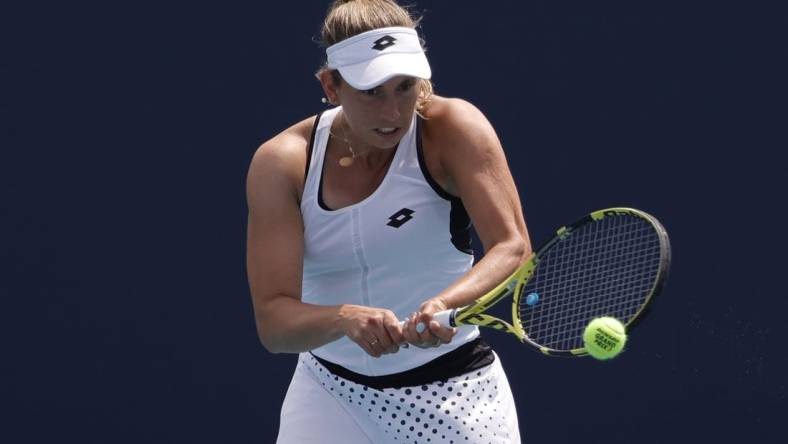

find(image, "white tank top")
[300,107,479,376]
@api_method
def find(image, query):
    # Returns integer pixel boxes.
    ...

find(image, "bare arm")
[246,132,342,353]
[403,98,532,345]
[246,124,404,355]
[435,99,532,306]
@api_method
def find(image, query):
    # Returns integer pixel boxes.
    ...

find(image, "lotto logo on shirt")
[387,208,415,228]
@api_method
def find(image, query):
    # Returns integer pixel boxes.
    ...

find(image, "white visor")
[326,27,431,90]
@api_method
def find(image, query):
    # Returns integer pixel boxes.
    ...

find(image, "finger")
[396,318,410,348]
[372,334,392,352]
[383,313,406,345]
[402,312,420,343]
[376,336,397,355]
[428,320,457,344]
[402,312,437,349]
[369,336,389,357]
[415,312,437,343]
[412,310,429,334]
[361,312,395,354]
[373,338,398,355]
[356,336,380,357]
[381,331,402,353]
[373,322,397,352]
[378,333,400,354]
[402,314,431,348]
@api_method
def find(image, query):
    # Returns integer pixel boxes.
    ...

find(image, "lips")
[374,127,399,135]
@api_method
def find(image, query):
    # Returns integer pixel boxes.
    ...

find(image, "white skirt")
[276,352,522,444]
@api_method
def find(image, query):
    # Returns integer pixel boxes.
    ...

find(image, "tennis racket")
[428,207,671,357]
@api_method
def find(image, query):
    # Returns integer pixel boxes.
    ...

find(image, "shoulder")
[247,114,319,202]
[419,97,504,194]
[250,114,317,176]
[421,96,496,145]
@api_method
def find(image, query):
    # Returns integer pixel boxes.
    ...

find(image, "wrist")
[334,304,355,335]
[421,297,449,314]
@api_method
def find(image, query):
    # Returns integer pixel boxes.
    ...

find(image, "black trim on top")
[311,337,494,390]
[309,110,334,211]
[416,117,474,255]
[304,111,324,188]
[415,117,454,201]
[448,201,473,255]
[317,158,331,210]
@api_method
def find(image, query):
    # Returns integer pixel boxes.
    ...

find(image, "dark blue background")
[3,1,786,443]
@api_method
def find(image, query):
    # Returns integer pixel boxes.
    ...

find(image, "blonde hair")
[318,0,434,113]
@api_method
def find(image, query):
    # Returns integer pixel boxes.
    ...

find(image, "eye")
[398,80,416,92]
[361,87,379,96]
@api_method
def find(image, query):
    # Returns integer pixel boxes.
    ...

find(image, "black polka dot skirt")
[277,352,521,444]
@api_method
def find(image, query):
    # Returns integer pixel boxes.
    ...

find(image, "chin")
[376,137,403,150]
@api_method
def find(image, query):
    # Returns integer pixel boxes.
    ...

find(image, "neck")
[332,111,398,169]
[355,145,397,169]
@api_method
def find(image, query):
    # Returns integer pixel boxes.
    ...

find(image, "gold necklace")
[333,112,367,167]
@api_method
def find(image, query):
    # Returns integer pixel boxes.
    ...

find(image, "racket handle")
[397,309,455,333]
[397,310,457,349]
[431,309,454,328]
[397,320,428,334]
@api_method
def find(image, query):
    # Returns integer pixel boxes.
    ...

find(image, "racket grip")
[397,310,456,349]
[398,309,456,333]
[431,309,454,328]
[397,320,428,334]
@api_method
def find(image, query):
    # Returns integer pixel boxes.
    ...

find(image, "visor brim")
[337,52,432,90]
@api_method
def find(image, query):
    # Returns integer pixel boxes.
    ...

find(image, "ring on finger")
[369,338,380,346]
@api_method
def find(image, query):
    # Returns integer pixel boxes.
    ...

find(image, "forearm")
[254,296,347,354]
[434,238,531,310]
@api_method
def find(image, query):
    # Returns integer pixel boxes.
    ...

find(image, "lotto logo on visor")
[372,35,397,51]
[326,26,431,90]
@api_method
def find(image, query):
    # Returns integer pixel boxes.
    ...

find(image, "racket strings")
[520,215,663,351]
[532,224,659,348]
[535,225,659,347]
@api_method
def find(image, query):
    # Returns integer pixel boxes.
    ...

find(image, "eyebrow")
[362,78,415,93]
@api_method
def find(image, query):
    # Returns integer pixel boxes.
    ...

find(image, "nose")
[380,95,401,122]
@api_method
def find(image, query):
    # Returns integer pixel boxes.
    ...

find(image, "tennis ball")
[583,317,627,360]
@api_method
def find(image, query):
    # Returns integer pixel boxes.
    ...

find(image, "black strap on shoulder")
[303,111,324,186]
[415,116,474,255]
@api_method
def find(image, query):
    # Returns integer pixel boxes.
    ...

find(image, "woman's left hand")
[402,298,457,348]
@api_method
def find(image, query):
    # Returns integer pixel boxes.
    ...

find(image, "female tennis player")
[246,1,531,442]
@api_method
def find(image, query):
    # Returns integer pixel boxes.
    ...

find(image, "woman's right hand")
[338,305,406,358]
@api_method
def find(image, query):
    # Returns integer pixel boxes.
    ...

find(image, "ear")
[317,70,341,105]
